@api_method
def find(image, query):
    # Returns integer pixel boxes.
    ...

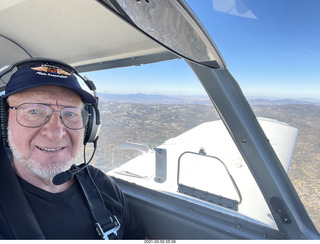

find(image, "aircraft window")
[250,104,320,231]
[185,0,320,232]
[81,59,278,229]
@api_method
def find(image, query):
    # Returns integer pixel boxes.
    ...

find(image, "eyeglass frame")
[9,102,91,130]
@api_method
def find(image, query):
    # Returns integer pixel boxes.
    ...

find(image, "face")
[7,85,84,179]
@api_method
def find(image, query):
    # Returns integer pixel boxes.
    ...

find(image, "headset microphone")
[52,137,99,185]
[52,168,77,185]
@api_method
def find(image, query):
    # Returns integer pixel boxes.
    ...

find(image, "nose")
[40,110,66,140]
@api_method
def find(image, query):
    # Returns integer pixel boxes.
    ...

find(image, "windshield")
[81,0,319,232]
[186,0,320,231]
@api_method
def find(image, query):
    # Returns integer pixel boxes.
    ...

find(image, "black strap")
[0,146,45,239]
[75,167,120,240]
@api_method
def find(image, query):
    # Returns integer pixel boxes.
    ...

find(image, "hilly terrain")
[92,93,320,231]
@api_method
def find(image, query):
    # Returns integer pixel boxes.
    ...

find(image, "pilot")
[0,60,144,239]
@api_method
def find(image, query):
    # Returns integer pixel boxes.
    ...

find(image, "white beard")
[7,129,83,179]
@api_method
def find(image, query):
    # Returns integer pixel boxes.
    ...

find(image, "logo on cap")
[31,66,71,76]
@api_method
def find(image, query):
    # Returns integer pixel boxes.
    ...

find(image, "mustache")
[7,127,84,180]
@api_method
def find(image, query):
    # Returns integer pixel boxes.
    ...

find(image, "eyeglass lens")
[15,103,89,129]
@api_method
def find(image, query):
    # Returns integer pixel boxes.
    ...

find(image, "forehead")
[8,85,82,106]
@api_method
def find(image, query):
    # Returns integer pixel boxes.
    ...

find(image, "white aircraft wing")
[108,117,298,229]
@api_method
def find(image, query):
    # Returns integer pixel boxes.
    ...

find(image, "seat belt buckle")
[95,215,121,240]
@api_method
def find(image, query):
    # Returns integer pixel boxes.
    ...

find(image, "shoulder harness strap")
[75,167,120,240]
[0,146,45,239]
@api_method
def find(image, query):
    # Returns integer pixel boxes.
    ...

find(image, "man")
[0,59,144,239]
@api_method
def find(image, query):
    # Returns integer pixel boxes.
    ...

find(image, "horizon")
[96,92,320,105]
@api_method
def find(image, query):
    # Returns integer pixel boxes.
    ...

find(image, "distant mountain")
[98,93,320,106]
[249,98,320,106]
[98,93,211,104]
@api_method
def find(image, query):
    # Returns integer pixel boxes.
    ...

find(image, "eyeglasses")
[9,103,90,130]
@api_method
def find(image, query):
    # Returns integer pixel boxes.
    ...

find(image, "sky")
[84,0,320,100]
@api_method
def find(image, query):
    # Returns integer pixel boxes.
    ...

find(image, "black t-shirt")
[0,166,144,239]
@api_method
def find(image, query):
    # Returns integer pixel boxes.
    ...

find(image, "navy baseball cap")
[3,62,97,104]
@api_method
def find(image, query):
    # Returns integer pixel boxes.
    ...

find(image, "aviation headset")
[0,58,101,147]
[0,60,120,230]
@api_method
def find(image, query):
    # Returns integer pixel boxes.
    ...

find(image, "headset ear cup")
[0,97,9,147]
[84,104,101,145]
